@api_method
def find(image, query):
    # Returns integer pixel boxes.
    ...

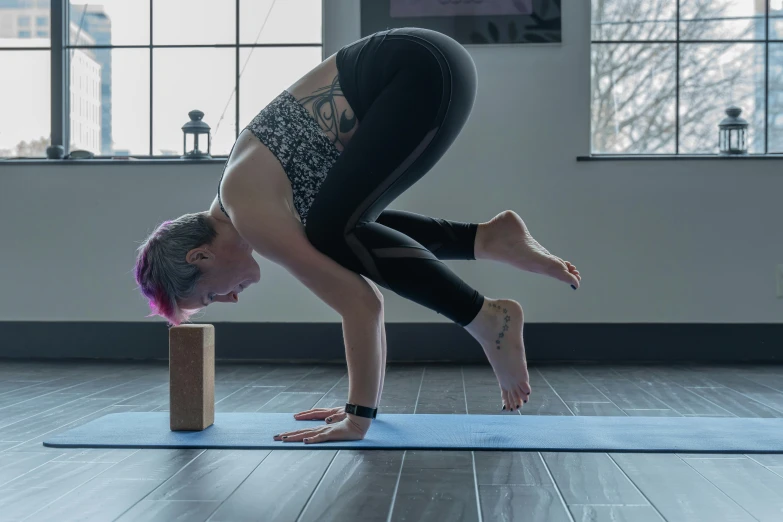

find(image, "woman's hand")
[293,406,347,424]
[273,417,367,445]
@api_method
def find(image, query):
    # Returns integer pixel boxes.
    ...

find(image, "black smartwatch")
[345,403,378,419]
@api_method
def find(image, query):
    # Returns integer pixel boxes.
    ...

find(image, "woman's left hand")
[292,406,347,424]
[273,417,367,445]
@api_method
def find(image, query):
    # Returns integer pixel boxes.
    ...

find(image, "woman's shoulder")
[218,134,300,224]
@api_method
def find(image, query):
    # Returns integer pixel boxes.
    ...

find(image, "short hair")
[133,212,217,326]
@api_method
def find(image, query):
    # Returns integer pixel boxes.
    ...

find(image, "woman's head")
[133,211,260,326]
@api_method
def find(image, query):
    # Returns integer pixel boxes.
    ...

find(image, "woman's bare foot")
[465,297,531,411]
[475,210,581,289]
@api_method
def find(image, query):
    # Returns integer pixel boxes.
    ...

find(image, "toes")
[500,390,511,411]
[517,384,529,406]
[502,385,534,412]
[510,390,522,411]
[551,260,580,288]
[560,260,581,280]
[503,389,520,411]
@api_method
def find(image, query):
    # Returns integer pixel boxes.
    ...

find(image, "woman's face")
[179,245,261,310]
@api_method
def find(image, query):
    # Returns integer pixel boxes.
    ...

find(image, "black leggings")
[304,28,485,327]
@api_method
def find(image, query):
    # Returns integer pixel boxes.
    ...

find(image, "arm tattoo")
[296,75,356,149]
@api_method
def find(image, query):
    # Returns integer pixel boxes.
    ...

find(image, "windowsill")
[5,154,782,165]
[578,154,783,161]
[0,157,228,165]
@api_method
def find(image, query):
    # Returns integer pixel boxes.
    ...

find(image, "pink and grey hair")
[133,212,217,326]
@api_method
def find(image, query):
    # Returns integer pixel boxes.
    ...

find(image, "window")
[0,0,322,158]
[0,7,50,158]
[591,0,783,155]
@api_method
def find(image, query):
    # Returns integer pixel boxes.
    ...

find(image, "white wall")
[2,0,781,324]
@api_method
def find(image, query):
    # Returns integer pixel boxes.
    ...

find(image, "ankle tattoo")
[488,303,510,349]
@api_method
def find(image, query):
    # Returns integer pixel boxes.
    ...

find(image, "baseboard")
[0,322,780,363]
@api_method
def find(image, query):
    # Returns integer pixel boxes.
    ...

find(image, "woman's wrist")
[345,402,377,419]
[344,402,376,433]
[346,413,373,433]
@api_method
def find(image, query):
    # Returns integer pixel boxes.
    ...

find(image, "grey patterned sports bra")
[217,90,341,226]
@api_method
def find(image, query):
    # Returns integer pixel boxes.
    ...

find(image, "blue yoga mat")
[42,413,783,453]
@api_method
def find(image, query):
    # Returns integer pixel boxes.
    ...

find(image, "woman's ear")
[186,247,212,265]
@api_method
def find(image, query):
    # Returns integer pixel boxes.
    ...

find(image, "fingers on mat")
[304,433,327,444]
[282,428,325,442]
[275,428,317,439]
[295,409,319,415]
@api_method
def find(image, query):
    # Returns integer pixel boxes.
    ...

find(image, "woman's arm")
[228,196,383,433]
[366,281,388,407]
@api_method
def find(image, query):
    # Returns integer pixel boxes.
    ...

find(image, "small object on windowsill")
[182,109,212,160]
[67,150,95,160]
[46,145,64,159]
[111,156,138,160]
[718,106,749,156]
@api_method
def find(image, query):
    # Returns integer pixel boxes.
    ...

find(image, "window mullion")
[51,0,68,154]
[149,0,154,156]
[235,0,240,141]
[675,0,680,155]
[765,0,770,154]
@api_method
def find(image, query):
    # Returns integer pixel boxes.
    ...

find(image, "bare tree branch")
[591,0,765,153]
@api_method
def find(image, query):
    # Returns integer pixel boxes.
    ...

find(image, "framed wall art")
[360,0,562,45]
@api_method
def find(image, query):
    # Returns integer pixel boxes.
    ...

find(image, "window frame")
[590,0,783,158]
[0,0,323,160]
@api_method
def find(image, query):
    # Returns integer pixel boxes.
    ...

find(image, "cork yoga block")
[169,324,215,431]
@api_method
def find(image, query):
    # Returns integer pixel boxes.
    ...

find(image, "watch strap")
[345,403,377,419]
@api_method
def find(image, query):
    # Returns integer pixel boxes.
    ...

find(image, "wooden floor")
[0,361,782,522]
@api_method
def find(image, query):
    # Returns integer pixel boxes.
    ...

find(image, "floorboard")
[684,457,783,521]
[208,450,335,522]
[298,450,403,522]
[611,453,756,522]
[479,485,572,522]
[0,361,778,522]
[542,452,649,506]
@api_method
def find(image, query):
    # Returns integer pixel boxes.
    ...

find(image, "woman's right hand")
[274,417,368,445]
[293,406,373,433]
[293,406,347,424]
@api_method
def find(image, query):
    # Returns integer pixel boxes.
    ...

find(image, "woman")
[134,28,581,445]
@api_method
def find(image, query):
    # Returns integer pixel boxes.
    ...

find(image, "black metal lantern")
[182,110,212,159]
[718,106,748,156]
